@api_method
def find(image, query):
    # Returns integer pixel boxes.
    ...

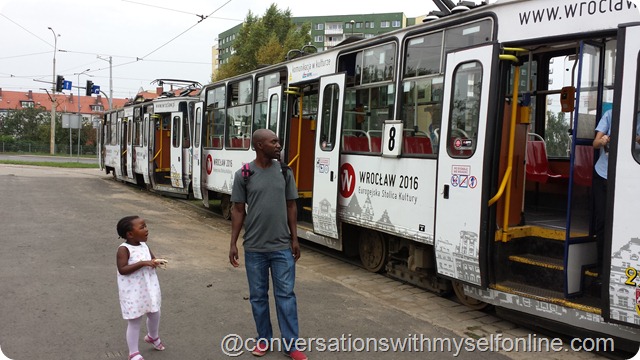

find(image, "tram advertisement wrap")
[337,155,436,244]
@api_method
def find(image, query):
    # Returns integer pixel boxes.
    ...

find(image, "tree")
[0,106,49,142]
[214,4,311,81]
[545,111,570,157]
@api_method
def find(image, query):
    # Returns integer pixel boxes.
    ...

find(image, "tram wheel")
[452,280,488,310]
[221,195,232,220]
[358,230,388,273]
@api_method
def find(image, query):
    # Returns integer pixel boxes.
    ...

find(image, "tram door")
[170,112,184,188]
[114,115,124,179]
[606,24,640,328]
[125,118,134,182]
[192,102,204,200]
[98,119,104,171]
[312,73,346,239]
[435,44,498,286]
[140,113,151,185]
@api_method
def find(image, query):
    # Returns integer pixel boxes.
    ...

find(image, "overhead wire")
[140,0,234,59]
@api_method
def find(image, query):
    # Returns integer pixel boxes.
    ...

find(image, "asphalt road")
[0,165,513,360]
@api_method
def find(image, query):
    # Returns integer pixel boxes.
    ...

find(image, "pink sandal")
[128,352,144,360]
[144,334,165,351]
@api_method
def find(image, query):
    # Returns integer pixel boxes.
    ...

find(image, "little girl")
[116,216,165,360]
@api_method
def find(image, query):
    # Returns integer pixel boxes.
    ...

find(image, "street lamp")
[48,27,60,155]
[74,69,92,159]
[349,20,355,38]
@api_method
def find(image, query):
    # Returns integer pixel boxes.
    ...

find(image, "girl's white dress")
[117,242,161,319]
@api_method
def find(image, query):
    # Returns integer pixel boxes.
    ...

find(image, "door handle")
[330,171,334,182]
[443,184,449,199]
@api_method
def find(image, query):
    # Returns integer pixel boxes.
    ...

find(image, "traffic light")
[85,80,94,96]
[55,75,64,92]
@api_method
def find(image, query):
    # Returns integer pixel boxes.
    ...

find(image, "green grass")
[1,152,97,158]
[0,160,98,168]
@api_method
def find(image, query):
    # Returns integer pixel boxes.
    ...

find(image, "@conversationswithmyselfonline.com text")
[220,333,615,357]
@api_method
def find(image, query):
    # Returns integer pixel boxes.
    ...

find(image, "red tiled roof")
[0,89,129,115]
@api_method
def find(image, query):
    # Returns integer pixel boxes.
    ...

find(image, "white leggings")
[126,311,160,355]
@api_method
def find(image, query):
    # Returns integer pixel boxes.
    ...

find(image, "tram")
[99,0,640,348]
[100,80,201,197]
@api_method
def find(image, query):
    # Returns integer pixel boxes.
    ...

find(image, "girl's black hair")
[116,215,140,239]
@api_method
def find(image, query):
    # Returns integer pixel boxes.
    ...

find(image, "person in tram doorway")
[229,129,307,360]
[592,108,612,270]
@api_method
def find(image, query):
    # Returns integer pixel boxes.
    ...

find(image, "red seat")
[573,145,594,187]
[370,137,382,153]
[343,135,370,152]
[403,137,432,154]
[526,140,567,183]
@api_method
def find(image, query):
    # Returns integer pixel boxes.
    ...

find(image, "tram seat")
[403,136,432,154]
[370,136,382,153]
[211,137,221,148]
[343,135,370,152]
[526,137,567,183]
[573,145,594,187]
[230,137,250,149]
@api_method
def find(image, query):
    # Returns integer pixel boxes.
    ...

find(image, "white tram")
[99,80,200,197]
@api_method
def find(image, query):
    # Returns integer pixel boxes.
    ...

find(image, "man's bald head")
[252,129,276,148]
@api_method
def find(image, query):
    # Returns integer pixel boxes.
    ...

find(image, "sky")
[0,0,450,102]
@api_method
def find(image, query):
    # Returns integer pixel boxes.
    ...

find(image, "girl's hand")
[143,260,157,268]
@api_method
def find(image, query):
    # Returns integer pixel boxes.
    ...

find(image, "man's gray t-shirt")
[231,160,298,252]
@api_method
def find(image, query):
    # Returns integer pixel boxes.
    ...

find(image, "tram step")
[506,254,564,292]
[491,281,602,315]
[509,236,565,259]
[509,254,598,277]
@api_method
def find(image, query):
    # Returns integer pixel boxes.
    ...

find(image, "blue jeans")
[244,249,299,352]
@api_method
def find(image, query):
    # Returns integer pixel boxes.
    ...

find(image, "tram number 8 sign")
[383,120,403,158]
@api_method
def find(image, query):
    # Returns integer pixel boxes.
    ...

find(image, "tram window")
[447,61,482,158]
[361,43,396,84]
[633,54,640,164]
[172,116,181,148]
[444,19,492,55]
[342,85,395,153]
[404,31,443,77]
[268,93,278,133]
[401,76,443,155]
[194,107,201,149]
[205,86,225,149]
[105,114,112,145]
[133,108,142,146]
[254,72,281,134]
[226,79,252,149]
[132,120,142,146]
[182,113,191,148]
[110,113,117,146]
[319,84,340,151]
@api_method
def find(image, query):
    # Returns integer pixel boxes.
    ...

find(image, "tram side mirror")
[560,86,576,113]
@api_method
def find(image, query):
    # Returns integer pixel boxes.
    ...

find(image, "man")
[229,129,307,360]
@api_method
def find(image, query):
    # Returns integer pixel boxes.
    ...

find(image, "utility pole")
[97,55,113,110]
[48,27,60,155]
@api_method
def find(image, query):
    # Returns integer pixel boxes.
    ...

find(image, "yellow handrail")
[488,48,527,239]
[502,65,520,234]
[285,87,303,184]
